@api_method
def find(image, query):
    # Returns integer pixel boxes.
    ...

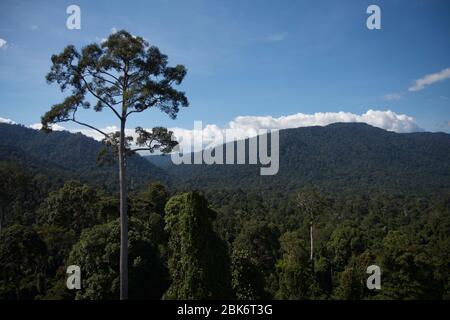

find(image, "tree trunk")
[119,119,128,300]
[309,221,313,261]
[310,221,314,273]
[0,207,3,238]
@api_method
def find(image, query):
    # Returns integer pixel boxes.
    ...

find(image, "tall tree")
[164,192,233,299]
[296,189,325,270]
[41,30,188,299]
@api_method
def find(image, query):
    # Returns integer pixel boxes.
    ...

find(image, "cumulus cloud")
[383,93,402,101]
[228,109,420,133]
[409,67,450,92]
[28,109,422,153]
[168,109,422,152]
[0,38,7,49]
[0,117,16,124]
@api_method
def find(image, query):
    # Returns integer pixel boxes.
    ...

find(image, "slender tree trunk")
[310,221,314,273]
[0,206,3,238]
[119,119,128,300]
[309,221,313,261]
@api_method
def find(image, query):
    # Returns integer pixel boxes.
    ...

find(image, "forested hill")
[0,123,169,190]
[146,123,450,195]
[2,122,450,195]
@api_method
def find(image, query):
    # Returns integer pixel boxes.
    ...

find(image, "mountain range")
[147,122,450,195]
[1,122,450,195]
[0,123,169,190]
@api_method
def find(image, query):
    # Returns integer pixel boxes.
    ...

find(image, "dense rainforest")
[0,122,449,299]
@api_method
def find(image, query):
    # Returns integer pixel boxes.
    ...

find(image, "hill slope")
[146,123,450,195]
[0,123,169,190]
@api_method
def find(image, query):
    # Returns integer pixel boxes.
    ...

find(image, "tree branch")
[87,70,122,89]
[130,147,155,153]
[78,72,123,120]
[96,70,121,83]
[71,119,110,139]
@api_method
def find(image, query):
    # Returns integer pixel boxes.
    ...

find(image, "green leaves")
[37,180,101,235]
[135,126,178,154]
[41,94,89,132]
[164,192,233,299]
[43,29,188,129]
[0,225,47,299]
[68,218,167,300]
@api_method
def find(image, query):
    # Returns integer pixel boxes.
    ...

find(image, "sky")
[0,0,450,142]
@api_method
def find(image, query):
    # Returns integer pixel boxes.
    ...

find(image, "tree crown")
[42,30,188,155]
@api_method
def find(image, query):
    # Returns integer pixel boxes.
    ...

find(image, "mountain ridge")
[0,123,170,190]
[146,122,450,195]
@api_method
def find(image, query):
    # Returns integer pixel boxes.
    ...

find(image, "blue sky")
[0,0,449,134]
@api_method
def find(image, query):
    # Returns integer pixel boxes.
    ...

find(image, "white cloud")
[265,34,285,42]
[409,67,450,92]
[228,109,420,133]
[0,117,16,124]
[168,109,422,152]
[30,123,66,131]
[0,38,7,49]
[383,93,402,101]
[28,109,421,154]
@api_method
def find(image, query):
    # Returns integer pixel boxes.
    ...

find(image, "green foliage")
[333,252,374,300]
[0,161,48,230]
[327,224,366,272]
[146,123,450,195]
[233,221,280,298]
[164,192,233,299]
[1,122,450,300]
[131,181,170,218]
[231,249,266,300]
[68,218,167,300]
[0,225,47,299]
[37,181,102,234]
[42,30,188,155]
[0,123,170,191]
[36,226,77,277]
[276,231,313,299]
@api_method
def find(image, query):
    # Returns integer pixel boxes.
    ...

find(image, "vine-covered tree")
[164,192,233,299]
[41,30,188,299]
